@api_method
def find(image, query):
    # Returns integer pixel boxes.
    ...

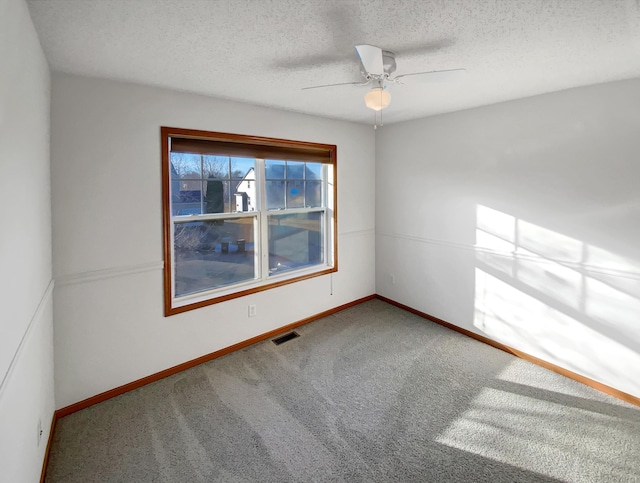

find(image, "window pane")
[171,153,202,179]
[233,177,256,212]
[230,158,256,212]
[266,159,285,179]
[287,161,305,179]
[231,157,255,180]
[266,180,285,210]
[305,162,323,179]
[222,180,232,213]
[173,183,202,216]
[203,179,224,214]
[286,180,305,208]
[202,155,229,178]
[306,181,322,207]
[174,217,256,297]
[268,212,324,275]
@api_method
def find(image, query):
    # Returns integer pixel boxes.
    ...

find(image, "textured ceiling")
[27,0,640,125]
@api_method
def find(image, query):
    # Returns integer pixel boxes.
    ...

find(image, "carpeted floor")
[45,299,640,482]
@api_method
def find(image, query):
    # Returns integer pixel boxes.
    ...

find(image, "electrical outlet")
[37,418,43,447]
[248,304,257,317]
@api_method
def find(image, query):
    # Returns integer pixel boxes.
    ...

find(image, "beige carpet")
[45,299,640,482]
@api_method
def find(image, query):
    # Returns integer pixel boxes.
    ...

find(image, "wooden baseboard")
[40,411,58,482]
[376,294,640,408]
[56,295,376,418]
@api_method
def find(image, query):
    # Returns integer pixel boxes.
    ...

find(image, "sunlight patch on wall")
[473,205,640,396]
[475,205,640,342]
[586,244,640,297]
[474,269,639,394]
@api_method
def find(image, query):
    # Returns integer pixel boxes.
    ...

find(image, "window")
[161,127,337,315]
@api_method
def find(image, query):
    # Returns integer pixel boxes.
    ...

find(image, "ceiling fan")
[303,44,466,117]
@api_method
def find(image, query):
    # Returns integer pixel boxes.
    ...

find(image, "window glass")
[287,161,305,179]
[173,185,202,216]
[265,160,324,209]
[266,180,285,210]
[286,180,305,208]
[174,218,256,297]
[231,158,255,179]
[202,155,229,178]
[266,159,285,179]
[171,155,257,215]
[268,212,324,275]
[305,162,323,179]
[203,179,224,214]
[306,181,322,207]
[172,153,202,179]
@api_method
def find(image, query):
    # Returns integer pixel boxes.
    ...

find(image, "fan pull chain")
[373,107,384,129]
[374,86,386,129]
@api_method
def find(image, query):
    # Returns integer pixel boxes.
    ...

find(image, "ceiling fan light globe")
[365,88,391,111]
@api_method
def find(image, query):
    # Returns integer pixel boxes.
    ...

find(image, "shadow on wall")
[473,204,640,395]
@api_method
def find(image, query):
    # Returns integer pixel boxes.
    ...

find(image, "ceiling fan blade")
[355,44,384,75]
[394,68,467,83]
[302,80,369,90]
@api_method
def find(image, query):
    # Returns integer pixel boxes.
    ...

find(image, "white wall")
[376,79,640,398]
[0,0,55,480]
[51,73,375,408]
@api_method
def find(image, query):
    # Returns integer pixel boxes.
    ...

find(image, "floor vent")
[272,331,300,345]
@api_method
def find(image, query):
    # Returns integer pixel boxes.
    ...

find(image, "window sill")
[166,263,337,316]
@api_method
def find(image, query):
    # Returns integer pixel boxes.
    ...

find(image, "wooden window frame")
[161,127,338,316]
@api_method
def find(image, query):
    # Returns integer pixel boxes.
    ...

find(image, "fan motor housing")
[360,50,397,78]
[382,50,396,75]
